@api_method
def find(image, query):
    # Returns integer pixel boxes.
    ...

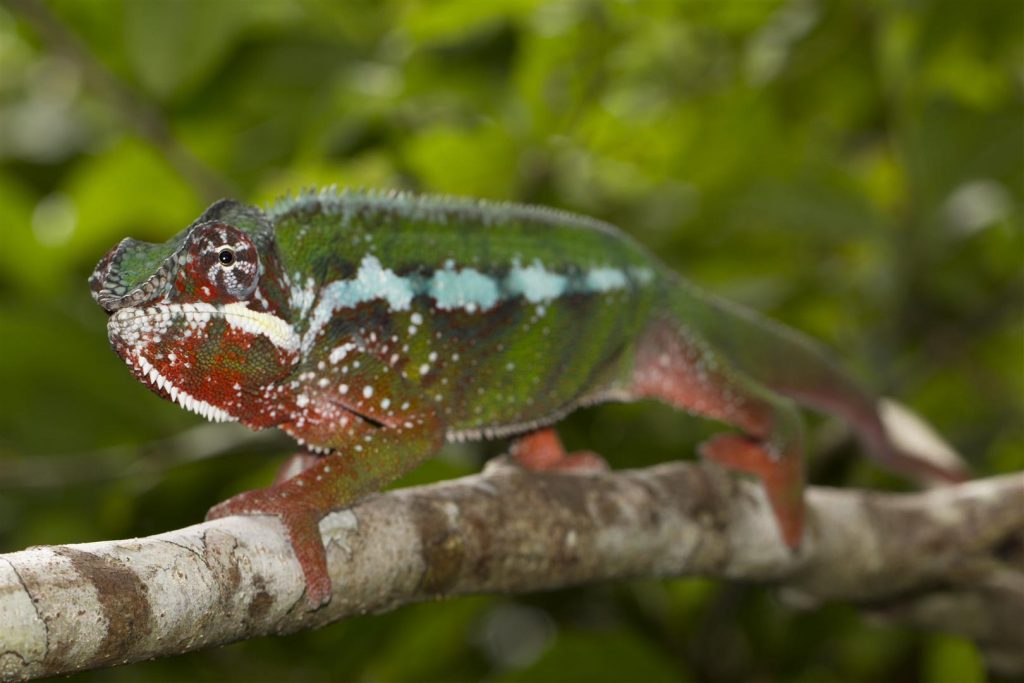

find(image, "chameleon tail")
[663,275,969,483]
[785,376,970,483]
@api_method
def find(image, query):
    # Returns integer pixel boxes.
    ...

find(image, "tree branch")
[1,459,1021,681]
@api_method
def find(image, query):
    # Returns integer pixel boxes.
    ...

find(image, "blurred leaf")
[0,301,196,454]
[922,635,985,683]
[124,0,249,101]
[403,122,518,197]
[500,628,685,683]
[69,136,201,248]
[363,598,493,682]
[400,0,541,44]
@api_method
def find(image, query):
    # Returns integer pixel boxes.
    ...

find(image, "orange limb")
[630,319,808,549]
[510,428,609,472]
[208,399,445,609]
[699,434,805,548]
[207,455,338,607]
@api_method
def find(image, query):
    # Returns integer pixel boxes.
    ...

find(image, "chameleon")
[90,188,967,607]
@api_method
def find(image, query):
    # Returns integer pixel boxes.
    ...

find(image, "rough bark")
[1,459,1022,681]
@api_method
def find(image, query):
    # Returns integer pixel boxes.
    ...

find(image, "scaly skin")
[90,188,967,607]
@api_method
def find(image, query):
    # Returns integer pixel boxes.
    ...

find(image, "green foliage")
[0,0,1020,680]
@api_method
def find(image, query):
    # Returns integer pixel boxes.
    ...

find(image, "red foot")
[510,428,609,473]
[699,433,805,549]
[207,486,332,608]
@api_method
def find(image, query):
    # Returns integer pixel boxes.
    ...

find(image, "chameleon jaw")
[107,302,301,426]
[135,354,236,423]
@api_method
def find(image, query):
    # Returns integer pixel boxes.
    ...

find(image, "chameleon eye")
[187,224,260,300]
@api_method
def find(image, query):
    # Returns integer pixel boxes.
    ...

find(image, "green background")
[1,0,1021,681]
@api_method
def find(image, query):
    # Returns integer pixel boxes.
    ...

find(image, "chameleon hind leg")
[510,428,609,472]
[630,319,807,548]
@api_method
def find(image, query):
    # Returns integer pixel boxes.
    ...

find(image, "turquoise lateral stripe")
[429,267,500,311]
[504,260,568,303]
[299,253,654,350]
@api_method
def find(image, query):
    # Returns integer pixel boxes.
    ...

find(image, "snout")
[89,240,129,312]
[88,237,177,312]
[89,238,134,312]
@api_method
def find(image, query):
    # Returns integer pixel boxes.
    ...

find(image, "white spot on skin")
[505,259,567,302]
[289,277,317,320]
[363,385,374,398]
[296,394,310,408]
[630,266,655,284]
[584,267,628,292]
[329,342,356,364]
[429,266,499,312]
[340,384,349,394]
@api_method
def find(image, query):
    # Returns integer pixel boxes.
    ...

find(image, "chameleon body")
[90,188,965,607]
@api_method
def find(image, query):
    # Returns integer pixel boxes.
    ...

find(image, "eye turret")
[179,222,261,302]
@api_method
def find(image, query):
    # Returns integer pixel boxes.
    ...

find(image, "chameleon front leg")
[631,319,807,548]
[207,406,445,608]
[272,452,320,485]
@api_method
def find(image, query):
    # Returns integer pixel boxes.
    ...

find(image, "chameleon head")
[90,201,300,425]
